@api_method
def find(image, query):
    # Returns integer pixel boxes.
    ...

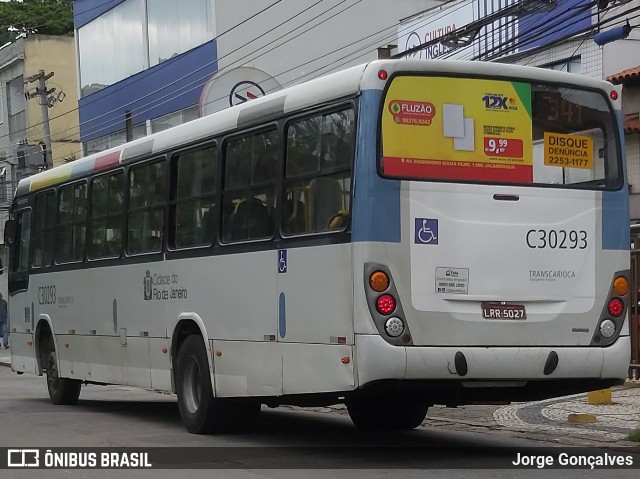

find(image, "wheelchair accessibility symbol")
[415,218,438,245]
[278,249,287,273]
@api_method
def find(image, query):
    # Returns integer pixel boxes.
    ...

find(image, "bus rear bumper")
[354,334,630,402]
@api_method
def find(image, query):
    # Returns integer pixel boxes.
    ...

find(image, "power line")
[15,0,361,155]
[11,0,464,148]
[77,0,341,141]
[5,0,474,153]
[13,0,638,165]
[0,0,287,145]
[458,0,598,61]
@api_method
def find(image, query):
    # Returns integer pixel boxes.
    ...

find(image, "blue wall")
[74,1,219,143]
[518,0,593,51]
[78,40,218,143]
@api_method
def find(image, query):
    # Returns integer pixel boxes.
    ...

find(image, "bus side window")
[283,107,354,236]
[128,160,167,254]
[89,172,124,259]
[228,197,272,241]
[282,193,306,235]
[15,210,31,273]
[222,194,272,241]
[306,177,345,231]
[55,182,87,263]
[171,145,217,249]
[31,193,47,268]
[221,129,278,243]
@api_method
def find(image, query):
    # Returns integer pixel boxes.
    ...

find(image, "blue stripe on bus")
[278,292,286,338]
[352,89,401,243]
[602,189,629,250]
[602,110,630,251]
[71,159,94,179]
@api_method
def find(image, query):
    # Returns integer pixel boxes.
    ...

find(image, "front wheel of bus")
[346,396,428,430]
[46,339,81,405]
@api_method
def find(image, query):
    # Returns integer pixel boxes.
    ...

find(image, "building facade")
[398,0,640,214]
[73,0,442,154]
[0,34,80,241]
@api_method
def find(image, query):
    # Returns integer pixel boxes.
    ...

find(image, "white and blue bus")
[5,59,630,433]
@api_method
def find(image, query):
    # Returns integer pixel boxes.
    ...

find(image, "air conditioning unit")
[16,144,45,167]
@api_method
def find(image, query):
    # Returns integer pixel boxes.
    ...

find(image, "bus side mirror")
[4,219,16,246]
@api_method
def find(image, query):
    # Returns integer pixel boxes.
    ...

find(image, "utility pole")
[25,70,55,169]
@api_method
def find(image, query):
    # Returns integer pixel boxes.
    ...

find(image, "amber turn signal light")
[613,276,629,296]
[369,271,390,292]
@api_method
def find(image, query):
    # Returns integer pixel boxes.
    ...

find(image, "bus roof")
[16,59,619,197]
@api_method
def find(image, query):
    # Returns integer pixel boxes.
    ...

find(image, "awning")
[624,113,640,134]
[607,65,640,85]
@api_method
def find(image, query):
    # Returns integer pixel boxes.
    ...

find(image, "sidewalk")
[423,382,640,448]
[1,351,639,447]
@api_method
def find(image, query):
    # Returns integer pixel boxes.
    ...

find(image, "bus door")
[5,209,36,373]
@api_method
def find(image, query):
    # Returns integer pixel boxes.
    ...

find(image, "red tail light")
[607,298,624,317]
[376,294,396,315]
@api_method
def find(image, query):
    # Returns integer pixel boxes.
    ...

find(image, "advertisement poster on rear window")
[382,76,533,183]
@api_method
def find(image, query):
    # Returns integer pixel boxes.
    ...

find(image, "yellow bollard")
[587,388,613,405]
[568,413,597,424]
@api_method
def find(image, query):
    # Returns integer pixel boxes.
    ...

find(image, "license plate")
[481,303,527,320]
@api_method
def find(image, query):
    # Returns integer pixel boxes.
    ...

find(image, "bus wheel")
[346,396,428,430]
[176,335,220,434]
[45,339,81,405]
[177,335,261,434]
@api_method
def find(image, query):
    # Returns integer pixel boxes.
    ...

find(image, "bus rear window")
[380,75,621,189]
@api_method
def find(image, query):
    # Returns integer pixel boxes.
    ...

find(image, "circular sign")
[199,67,281,116]
[229,80,266,107]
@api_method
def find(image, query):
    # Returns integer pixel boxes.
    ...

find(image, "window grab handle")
[493,194,519,201]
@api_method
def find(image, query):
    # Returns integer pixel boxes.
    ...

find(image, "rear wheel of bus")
[346,395,428,430]
[45,338,81,405]
[176,335,260,434]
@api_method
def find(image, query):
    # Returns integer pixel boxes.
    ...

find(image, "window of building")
[31,190,56,268]
[283,109,355,235]
[127,160,167,254]
[89,172,125,259]
[148,0,213,67]
[170,145,218,249]
[150,106,199,133]
[222,130,278,242]
[78,0,146,97]
[56,182,87,263]
[78,0,214,97]
[84,124,147,156]
[546,57,581,75]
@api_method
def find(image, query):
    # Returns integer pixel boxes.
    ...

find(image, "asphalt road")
[0,366,639,478]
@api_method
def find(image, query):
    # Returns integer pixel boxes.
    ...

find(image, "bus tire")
[45,339,81,405]
[346,396,428,430]
[176,335,218,434]
[176,336,261,434]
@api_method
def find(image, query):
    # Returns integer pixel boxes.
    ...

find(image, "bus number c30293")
[526,229,587,250]
[38,285,57,305]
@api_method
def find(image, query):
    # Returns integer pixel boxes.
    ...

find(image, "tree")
[0,0,73,45]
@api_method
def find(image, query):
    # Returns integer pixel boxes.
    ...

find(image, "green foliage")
[0,0,74,44]
[628,428,640,442]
